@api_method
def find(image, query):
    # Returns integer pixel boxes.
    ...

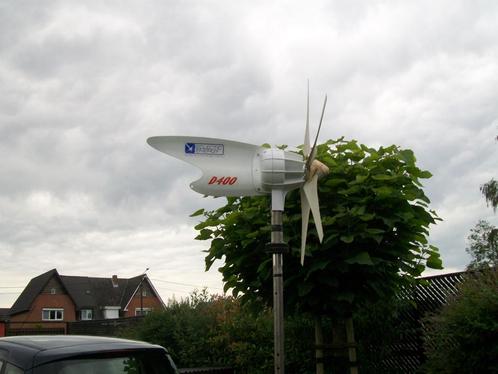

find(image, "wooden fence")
[367,270,467,372]
[5,326,66,336]
[67,316,144,336]
[178,369,234,374]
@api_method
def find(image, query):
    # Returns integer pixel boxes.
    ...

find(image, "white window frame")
[80,309,93,320]
[135,307,152,316]
[42,308,64,321]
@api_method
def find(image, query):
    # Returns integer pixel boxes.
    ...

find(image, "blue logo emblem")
[184,142,224,155]
[185,143,196,154]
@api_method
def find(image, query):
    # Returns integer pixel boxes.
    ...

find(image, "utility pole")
[139,267,149,316]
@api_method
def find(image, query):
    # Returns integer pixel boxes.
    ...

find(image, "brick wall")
[124,291,164,317]
[9,293,76,330]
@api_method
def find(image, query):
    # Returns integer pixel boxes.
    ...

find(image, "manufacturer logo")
[185,143,224,155]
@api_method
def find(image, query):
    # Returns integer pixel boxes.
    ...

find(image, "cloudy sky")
[1,0,497,308]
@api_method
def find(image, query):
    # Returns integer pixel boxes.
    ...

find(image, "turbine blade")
[300,187,311,265]
[303,81,311,158]
[305,95,327,175]
[311,95,328,155]
[303,174,324,243]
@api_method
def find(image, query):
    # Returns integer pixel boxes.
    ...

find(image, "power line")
[150,278,223,291]
[0,287,24,289]
[155,287,191,295]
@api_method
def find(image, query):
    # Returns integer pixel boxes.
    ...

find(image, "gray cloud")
[1,0,497,306]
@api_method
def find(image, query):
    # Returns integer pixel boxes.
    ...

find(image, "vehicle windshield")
[34,351,178,374]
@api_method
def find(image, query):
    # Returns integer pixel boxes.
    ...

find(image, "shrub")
[423,269,498,373]
[120,292,315,373]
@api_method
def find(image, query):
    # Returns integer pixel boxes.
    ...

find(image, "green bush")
[120,291,314,373]
[423,269,498,373]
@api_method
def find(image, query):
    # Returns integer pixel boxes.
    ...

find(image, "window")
[102,306,120,319]
[141,288,148,297]
[135,308,152,316]
[5,363,23,374]
[42,308,64,321]
[50,288,56,294]
[35,352,178,374]
[81,309,93,320]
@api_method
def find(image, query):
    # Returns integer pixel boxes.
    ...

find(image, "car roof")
[0,335,167,370]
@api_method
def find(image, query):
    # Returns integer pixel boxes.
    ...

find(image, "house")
[0,308,9,337]
[7,269,165,333]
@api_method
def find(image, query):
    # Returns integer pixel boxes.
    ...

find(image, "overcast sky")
[1,0,497,308]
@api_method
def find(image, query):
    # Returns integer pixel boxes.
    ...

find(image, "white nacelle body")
[147,136,305,197]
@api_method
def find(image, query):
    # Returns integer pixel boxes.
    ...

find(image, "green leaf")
[359,213,376,221]
[351,205,366,215]
[194,220,216,230]
[304,260,330,281]
[427,253,443,269]
[372,174,396,181]
[365,228,385,234]
[211,238,224,250]
[373,186,393,198]
[354,174,368,183]
[195,228,213,240]
[325,178,348,187]
[418,170,433,178]
[190,208,205,217]
[340,235,354,243]
[345,252,374,265]
[399,149,416,165]
[256,258,272,280]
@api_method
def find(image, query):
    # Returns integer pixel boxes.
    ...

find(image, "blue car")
[0,335,178,373]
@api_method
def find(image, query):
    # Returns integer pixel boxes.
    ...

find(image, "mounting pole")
[271,210,285,374]
[268,190,288,374]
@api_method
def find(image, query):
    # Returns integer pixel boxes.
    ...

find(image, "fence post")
[314,315,325,374]
[345,318,358,374]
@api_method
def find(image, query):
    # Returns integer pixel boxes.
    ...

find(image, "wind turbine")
[147,91,329,374]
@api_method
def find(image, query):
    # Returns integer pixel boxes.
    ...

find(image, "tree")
[193,138,442,370]
[480,133,498,212]
[481,179,498,213]
[466,219,498,270]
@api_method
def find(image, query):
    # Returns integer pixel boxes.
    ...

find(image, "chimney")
[112,275,119,288]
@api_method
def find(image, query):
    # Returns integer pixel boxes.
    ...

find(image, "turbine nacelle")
[147,136,306,197]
